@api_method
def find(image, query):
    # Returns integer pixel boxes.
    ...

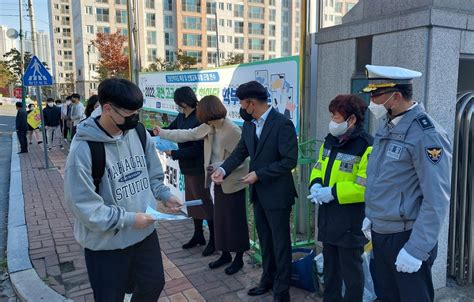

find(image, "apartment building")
[49,0,302,99]
[24,30,52,68]
[0,25,17,59]
[321,0,358,28]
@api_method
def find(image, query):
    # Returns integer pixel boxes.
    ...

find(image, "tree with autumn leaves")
[92,32,129,81]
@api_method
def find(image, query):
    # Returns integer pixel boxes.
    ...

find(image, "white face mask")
[368,92,395,119]
[47,103,54,107]
[66,100,72,106]
[329,120,349,137]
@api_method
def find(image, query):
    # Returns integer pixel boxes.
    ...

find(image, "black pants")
[372,230,437,302]
[253,200,292,296]
[17,130,28,152]
[71,126,77,140]
[63,120,70,139]
[84,231,165,302]
[322,243,364,302]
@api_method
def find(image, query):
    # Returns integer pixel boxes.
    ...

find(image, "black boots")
[224,252,244,275]
[202,220,216,256]
[208,252,232,269]
[182,219,206,249]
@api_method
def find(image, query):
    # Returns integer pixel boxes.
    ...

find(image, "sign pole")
[36,87,49,168]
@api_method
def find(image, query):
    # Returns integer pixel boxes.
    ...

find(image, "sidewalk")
[16,141,319,301]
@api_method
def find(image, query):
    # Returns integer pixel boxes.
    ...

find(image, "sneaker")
[60,145,64,150]
[48,147,52,151]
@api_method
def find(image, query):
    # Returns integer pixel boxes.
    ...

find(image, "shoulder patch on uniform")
[425,146,443,164]
[416,115,434,130]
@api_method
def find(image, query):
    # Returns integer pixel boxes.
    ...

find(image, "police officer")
[361,65,452,302]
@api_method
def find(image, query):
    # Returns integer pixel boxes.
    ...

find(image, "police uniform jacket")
[310,126,373,248]
[365,103,452,261]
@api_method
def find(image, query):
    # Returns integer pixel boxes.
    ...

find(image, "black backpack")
[87,123,147,193]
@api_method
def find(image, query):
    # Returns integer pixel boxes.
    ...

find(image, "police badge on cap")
[361,65,422,93]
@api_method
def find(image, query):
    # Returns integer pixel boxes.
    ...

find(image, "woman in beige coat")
[156,95,250,275]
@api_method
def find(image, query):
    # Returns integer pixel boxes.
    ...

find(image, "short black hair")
[85,95,99,118]
[174,86,198,108]
[396,85,413,100]
[15,101,23,108]
[55,99,62,104]
[70,93,80,100]
[236,81,268,103]
[28,103,35,109]
[47,98,54,103]
[98,78,143,110]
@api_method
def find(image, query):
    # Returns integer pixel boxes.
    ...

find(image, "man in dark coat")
[15,101,28,154]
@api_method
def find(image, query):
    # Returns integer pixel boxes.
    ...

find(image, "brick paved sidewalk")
[19,142,319,301]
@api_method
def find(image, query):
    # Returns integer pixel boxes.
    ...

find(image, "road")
[0,105,19,301]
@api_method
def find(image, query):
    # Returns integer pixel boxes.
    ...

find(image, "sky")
[0,0,50,34]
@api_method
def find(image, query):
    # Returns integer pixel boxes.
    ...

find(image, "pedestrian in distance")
[155,95,250,275]
[361,65,452,302]
[15,101,28,154]
[43,97,64,150]
[307,94,373,302]
[64,78,183,302]
[85,94,100,118]
[212,81,298,302]
[26,103,42,144]
[70,93,85,139]
[150,87,216,257]
[62,96,72,143]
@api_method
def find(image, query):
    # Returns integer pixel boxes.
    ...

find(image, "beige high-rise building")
[48,0,302,99]
[321,0,358,28]
[0,25,17,59]
[48,0,76,99]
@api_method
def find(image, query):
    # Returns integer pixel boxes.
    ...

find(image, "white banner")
[139,56,300,131]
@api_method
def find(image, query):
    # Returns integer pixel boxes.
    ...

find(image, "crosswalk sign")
[23,56,53,86]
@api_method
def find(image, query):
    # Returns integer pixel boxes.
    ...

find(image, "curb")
[7,133,72,302]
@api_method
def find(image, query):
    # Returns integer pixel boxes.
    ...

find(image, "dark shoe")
[182,234,205,249]
[29,142,32,145]
[208,253,232,269]
[17,151,28,154]
[273,291,290,302]
[38,141,43,144]
[247,285,272,296]
[224,260,243,275]
[202,240,215,256]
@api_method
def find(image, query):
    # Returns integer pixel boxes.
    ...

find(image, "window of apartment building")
[206,2,216,14]
[61,5,69,14]
[96,8,109,22]
[116,10,127,24]
[165,50,175,62]
[249,0,264,3]
[145,0,155,9]
[96,0,108,3]
[164,0,173,11]
[54,4,59,9]
[86,25,94,34]
[335,16,342,24]
[63,28,71,37]
[330,0,334,7]
[269,25,276,36]
[115,0,127,4]
[65,62,73,71]
[86,6,93,15]
[218,2,224,10]
[183,16,201,30]
[61,16,70,25]
[282,27,289,38]
[118,28,128,36]
[219,35,225,43]
[183,34,202,47]
[58,62,63,67]
[335,2,343,13]
[234,37,244,49]
[63,39,72,48]
[207,35,217,48]
[207,52,217,64]
[64,51,73,59]
[97,26,110,33]
[249,53,264,62]
[227,36,232,43]
[146,13,156,27]
[249,38,264,50]
[147,31,157,44]
[54,27,61,33]
[207,18,216,31]
[89,64,96,71]
[227,20,232,27]
[282,11,289,23]
[165,16,173,29]
[219,52,225,59]
[57,50,62,56]
[248,23,264,35]
[56,39,61,45]
[55,16,60,21]
[182,0,201,13]
[269,0,276,6]
[227,3,232,10]
[234,4,243,17]
[269,40,275,51]
[219,19,224,27]
[248,6,264,19]
[282,0,290,8]
[269,9,276,21]
[164,32,174,45]
[234,21,244,33]
[347,3,356,11]
[330,15,333,21]
[184,50,201,63]
[148,48,157,62]
[282,40,289,53]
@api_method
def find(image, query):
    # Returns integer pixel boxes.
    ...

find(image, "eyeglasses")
[111,105,140,118]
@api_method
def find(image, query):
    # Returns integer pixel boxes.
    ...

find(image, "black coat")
[43,106,62,127]
[221,108,298,210]
[165,110,204,175]
[16,109,28,132]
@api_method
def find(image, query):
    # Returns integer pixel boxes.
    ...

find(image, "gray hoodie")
[64,117,171,251]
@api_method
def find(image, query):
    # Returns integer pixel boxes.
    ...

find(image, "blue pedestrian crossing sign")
[23,56,53,86]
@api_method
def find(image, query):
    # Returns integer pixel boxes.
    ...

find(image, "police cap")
[361,65,422,93]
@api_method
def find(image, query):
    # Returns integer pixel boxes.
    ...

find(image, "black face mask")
[239,107,254,122]
[115,113,139,131]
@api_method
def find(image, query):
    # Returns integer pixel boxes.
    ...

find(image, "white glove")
[395,248,422,273]
[361,218,372,241]
[314,187,334,204]
[306,183,322,204]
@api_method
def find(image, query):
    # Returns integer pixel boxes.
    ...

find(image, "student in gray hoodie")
[64,78,182,302]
